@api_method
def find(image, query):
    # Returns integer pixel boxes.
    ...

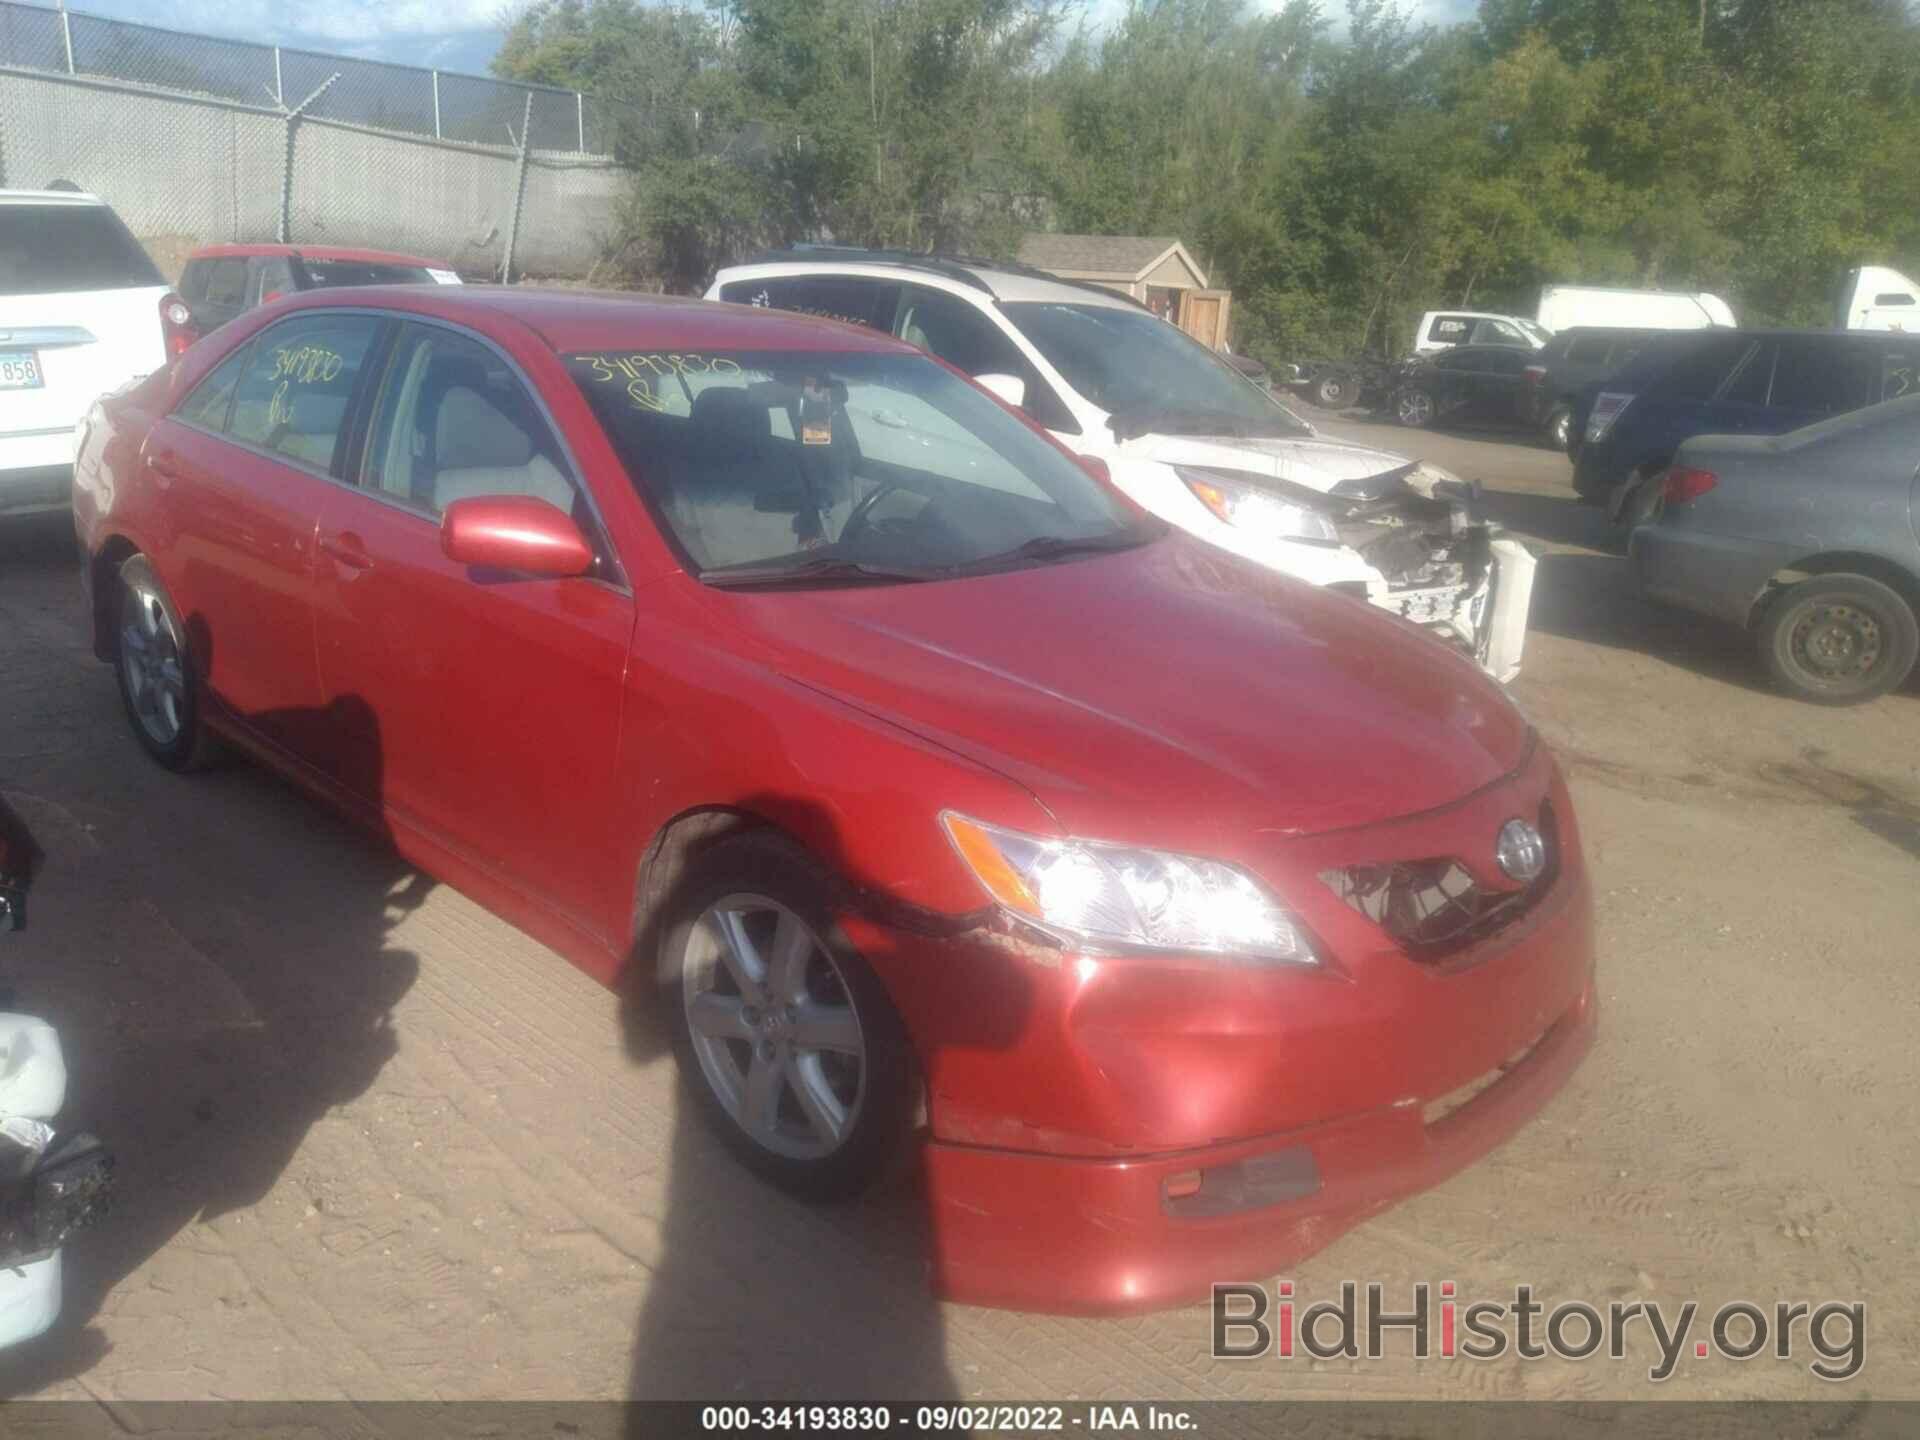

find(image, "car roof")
[0,188,107,207]
[716,249,1144,309]
[268,284,920,356]
[188,242,451,269]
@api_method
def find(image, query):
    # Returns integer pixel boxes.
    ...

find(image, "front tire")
[113,555,219,772]
[663,832,914,1200]
[1394,387,1435,428]
[1757,574,1920,706]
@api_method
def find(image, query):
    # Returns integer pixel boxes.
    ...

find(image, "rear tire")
[1313,373,1352,409]
[113,555,220,772]
[663,831,915,1200]
[1545,405,1572,453]
[1756,573,1920,706]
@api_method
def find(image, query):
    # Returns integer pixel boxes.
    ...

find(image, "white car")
[1,189,188,517]
[706,252,1536,680]
[1412,310,1551,355]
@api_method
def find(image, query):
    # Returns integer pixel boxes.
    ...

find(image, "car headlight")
[941,812,1319,966]
[1176,466,1341,545]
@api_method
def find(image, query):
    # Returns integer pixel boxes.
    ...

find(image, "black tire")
[1393,387,1435,428]
[1608,465,1664,528]
[1545,405,1572,453]
[662,831,915,1200]
[1756,573,1920,707]
[112,555,220,772]
[1313,373,1352,409]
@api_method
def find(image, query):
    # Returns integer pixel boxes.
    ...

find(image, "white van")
[706,251,1537,681]
[1535,284,1736,334]
[1835,265,1920,332]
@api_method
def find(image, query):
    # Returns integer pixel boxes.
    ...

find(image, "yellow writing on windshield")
[580,353,743,384]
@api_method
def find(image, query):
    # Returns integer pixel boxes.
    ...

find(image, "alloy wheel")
[682,894,866,1161]
[119,581,188,748]
[1397,389,1433,425]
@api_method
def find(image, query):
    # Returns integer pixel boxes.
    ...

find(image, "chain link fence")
[0,0,628,279]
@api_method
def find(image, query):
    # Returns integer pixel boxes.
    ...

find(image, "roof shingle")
[1017,233,1185,278]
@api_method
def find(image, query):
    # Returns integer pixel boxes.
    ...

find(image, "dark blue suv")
[1570,329,1920,522]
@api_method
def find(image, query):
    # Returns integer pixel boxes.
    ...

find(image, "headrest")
[436,386,533,470]
[687,386,769,460]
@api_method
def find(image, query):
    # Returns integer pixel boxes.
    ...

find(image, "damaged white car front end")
[1104,434,1537,682]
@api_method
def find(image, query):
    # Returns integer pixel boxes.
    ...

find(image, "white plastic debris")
[0,1015,66,1121]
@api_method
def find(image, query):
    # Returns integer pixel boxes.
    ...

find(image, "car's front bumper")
[848,743,1595,1314]
[1630,522,1798,628]
[923,976,1594,1313]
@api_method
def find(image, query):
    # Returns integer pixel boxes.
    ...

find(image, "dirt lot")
[1,413,1916,1404]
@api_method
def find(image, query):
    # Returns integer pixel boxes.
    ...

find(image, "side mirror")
[441,495,595,578]
[974,372,1027,410]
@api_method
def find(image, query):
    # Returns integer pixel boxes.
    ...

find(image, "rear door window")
[0,203,163,294]
[1767,339,1862,414]
[1718,341,1776,407]
[1652,335,1752,401]
[226,314,382,473]
[716,275,899,332]
[175,345,252,432]
[204,259,247,311]
[1426,315,1471,345]
[252,258,296,306]
[1469,318,1529,347]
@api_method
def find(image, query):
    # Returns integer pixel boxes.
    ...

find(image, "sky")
[63,0,1482,81]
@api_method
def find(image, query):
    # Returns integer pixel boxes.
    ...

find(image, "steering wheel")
[838,479,906,546]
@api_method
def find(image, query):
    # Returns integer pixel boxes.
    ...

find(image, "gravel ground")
[0,409,1915,1403]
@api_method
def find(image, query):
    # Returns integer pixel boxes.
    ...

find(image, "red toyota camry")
[71,286,1594,1314]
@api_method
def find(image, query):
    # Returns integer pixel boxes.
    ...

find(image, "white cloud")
[1080,0,1479,36]
[89,0,503,47]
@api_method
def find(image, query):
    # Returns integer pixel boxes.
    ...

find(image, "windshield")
[565,348,1152,583]
[999,302,1310,436]
[0,204,163,294]
[299,259,437,288]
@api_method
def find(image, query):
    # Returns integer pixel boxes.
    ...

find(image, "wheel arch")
[89,534,140,661]
[1747,551,1920,630]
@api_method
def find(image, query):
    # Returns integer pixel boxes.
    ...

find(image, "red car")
[175,243,461,342]
[71,286,1595,1314]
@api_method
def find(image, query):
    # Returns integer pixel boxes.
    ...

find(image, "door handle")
[319,532,374,572]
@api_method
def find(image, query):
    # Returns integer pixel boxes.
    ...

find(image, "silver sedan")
[1630,394,1920,705]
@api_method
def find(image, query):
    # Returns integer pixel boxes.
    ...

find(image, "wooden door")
[1178,289,1232,349]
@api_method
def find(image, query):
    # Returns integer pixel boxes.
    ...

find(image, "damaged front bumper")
[1333,465,1538,683]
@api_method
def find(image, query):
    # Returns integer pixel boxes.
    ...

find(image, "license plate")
[0,351,43,390]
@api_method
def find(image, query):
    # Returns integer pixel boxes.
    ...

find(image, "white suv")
[708,250,1536,680]
[2,189,186,517]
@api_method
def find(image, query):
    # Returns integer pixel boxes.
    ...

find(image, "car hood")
[1120,431,1421,495]
[717,537,1531,850]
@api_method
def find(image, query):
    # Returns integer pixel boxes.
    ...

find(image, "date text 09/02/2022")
[699,1404,1200,1432]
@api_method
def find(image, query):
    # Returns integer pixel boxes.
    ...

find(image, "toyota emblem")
[1496,818,1547,882]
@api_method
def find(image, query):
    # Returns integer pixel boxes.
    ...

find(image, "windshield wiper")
[700,556,936,589]
[1107,407,1308,442]
[944,530,1153,575]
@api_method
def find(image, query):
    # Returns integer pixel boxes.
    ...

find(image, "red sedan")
[71,287,1594,1314]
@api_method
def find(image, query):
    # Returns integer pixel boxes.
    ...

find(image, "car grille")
[1320,803,1559,960]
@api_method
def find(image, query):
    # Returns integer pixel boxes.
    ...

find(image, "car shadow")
[0,649,420,1393]
[618,794,1038,1410]
[1477,489,1621,554]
